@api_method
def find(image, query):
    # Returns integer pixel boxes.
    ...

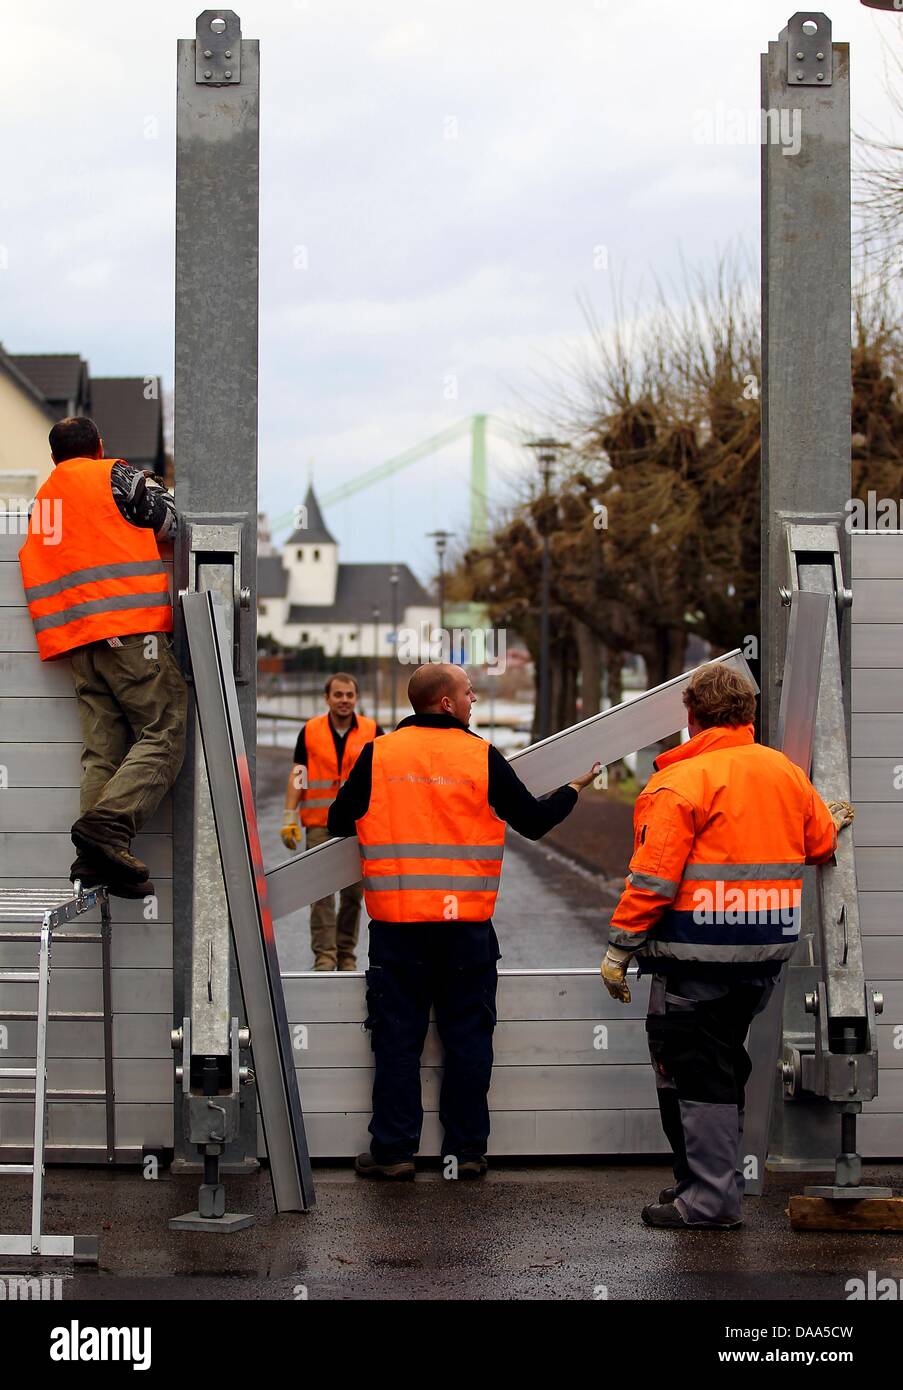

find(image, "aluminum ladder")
[0,882,111,1260]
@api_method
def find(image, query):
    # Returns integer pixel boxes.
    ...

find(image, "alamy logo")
[1,496,63,544]
[692,883,799,930]
[0,1276,62,1300]
[49,1321,151,1371]
[395,623,507,673]
[846,1272,903,1300]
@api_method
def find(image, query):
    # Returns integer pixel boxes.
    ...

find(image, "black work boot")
[642,1201,741,1231]
[354,1152,415,1181]
[71,817,148,883]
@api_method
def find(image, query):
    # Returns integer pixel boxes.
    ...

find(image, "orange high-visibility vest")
[609,723,837,964]
[355,724,506,922]
[18,457,173,661]
[299,713,377,828]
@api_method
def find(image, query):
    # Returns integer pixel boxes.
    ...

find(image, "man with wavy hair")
[600,661,854,1230]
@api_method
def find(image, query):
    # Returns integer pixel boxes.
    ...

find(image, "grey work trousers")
[645,971,777,1226]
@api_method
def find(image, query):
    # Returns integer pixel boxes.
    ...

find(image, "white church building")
[256,483,439,661]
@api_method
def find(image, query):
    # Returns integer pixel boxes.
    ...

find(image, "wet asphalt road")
[5,1161,903,1301]
[257,746,620,971]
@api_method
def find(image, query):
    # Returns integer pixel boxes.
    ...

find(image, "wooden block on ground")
[789,1195,903,1231]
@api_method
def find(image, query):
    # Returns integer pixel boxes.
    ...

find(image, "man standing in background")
[281,672,383,970]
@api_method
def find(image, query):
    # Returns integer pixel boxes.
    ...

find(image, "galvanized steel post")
[172,9,260,1182]
[759,11,852,1174]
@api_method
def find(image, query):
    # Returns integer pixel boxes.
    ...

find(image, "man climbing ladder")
[18,416,187,898]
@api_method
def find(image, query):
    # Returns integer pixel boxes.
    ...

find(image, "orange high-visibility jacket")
[18,457,172,661]
[355,724,506,922]
[609,723,837,965]
[299,713,378,828]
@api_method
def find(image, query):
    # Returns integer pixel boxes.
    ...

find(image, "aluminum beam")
[265,650,756,921]
[183,591,314,1212]
[744,587,829,1194]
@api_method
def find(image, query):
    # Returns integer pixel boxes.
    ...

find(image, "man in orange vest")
[600,661,854,1229]
[281,672,382,970]
[327,661,599,1180]
[18,417,187,897]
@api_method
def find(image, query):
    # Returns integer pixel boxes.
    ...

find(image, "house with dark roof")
[0,347,57,504]
[7,353,91,418]
[5,353,165,482]
[90,378,165,473]
[257,483,439,660]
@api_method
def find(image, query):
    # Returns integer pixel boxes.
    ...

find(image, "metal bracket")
[787,13,832,87]
[195,10,242,86]
[183,519,250,679]
[783,521,851,619]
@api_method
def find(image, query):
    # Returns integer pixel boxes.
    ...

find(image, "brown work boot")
[313,956,335,972]
[337,955,357,971]
[71,818,148,883]
[69,856,104,890]
[354,1152,415,1181]
[69,856,155,902]
[106,877,156,901]
[456,1157,488,1179]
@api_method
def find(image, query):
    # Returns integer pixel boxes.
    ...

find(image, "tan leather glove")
[601,945,633,1004]
[281,809,302,851]
[827,799,855,832]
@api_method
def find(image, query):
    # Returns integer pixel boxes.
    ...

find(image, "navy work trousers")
[363,922,501,1163]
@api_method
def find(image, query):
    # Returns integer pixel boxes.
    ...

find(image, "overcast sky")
[2,1,901,585]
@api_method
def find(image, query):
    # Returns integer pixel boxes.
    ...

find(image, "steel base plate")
[803,1185,894,1200]
[169,1210,255,1233]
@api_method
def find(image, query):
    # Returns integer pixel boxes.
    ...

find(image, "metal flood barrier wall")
[0,533,173,1158]
[0,529,901,1160]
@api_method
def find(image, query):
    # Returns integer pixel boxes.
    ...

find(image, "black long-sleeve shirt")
[292,712,385,776]
[327,713,578,937]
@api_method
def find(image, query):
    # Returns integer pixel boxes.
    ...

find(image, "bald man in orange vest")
[18,416,186,896]
[328,662,599,1180]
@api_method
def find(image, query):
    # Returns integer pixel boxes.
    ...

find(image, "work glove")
[827,799,855,832]
[601,945,633,1004]
[281,809,302,851]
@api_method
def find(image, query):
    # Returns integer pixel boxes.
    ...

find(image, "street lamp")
[389,565,399,728]
[427,529,453,636]
[526,438,563,742]
[372,605,380,723]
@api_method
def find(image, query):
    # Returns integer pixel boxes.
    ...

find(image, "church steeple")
[285,481,338,606]
[287,483,337,546]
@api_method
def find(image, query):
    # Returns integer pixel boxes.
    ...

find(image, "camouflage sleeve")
[110,462,178,542]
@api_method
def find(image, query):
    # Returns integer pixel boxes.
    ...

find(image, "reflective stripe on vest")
[18,457,173,661]
[640,861,803,962]
[299,713,377,827]
[355,725,505,922]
